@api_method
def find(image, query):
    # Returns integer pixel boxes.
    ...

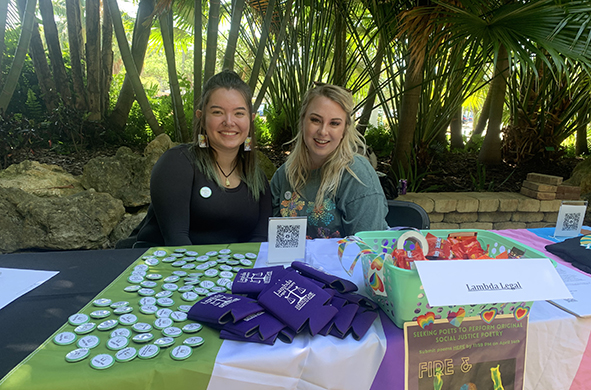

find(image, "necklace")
[215,160,237,187]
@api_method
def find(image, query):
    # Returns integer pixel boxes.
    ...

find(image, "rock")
[0,160,84,197]
[564,158,591,195]
[0,187,125,253]
[109,211,147,244]
[144,133,176,157]
[80,136,177,207]
[257,150,276,180]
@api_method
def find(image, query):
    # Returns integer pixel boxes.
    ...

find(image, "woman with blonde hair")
[270,83,387,239]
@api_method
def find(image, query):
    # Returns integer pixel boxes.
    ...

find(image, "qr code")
[276,225,300,248]
[562,212,581,231]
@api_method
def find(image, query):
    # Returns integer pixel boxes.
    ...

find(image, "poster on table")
[404,314,528,390]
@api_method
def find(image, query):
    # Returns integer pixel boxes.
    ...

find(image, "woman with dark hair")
[129,70,271,247]
[270,83,387,239]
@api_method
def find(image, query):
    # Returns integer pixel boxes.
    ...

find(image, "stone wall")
[397,192,561,230]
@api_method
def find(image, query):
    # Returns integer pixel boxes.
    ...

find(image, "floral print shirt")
[270,155,388,239]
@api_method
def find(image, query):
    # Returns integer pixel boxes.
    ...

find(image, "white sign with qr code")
[267,217,307,265]
[554,201,588,237]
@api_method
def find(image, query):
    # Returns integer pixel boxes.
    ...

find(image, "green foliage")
[393,149,442,193]
[25,89,43,122]
[0,113,41,168]
[263,105,293,148]
[255,116,271,147]
[3,32,47,120]
[469,161,515,192]
[364,124,394,158]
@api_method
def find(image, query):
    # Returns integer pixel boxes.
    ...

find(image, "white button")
[97,319,119,331]
[77,335,100,349]
[182,323,202,333]
[93,298,112,307]
[115,347,137,362]
[171,311,188,322]
[132,333,154,343]
[65,347,90,362]
[138,344,160,359]
[200,186,212,198]
[183,336,204,347]
[107,336,129,351]
[54,331,77,345]
[154,318,174,329]
[139,297,157,306]
[119,314,138,326]
[90,354,115,369]
[68,313,90,326]
[170,345,192,360]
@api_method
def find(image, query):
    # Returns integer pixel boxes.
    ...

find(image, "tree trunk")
[27,22,58,111]
[390,31,425,173]
[108,0,155,131]
[478,45,508,165]
[0,0,8,92]
[0,0,37,113]
[469,85,492,142]
[334,1,347,87]
[248,0,276,93]
[101,0,113,117]
[66,0,87,110]
[106,0,162,135]
[160,9,190,142]
[576,110,589,156]
[253,0,293,112]
[222,0,246,71]
[203,0,221,83]
[14,0,58,111]
[356,32,385,136]
[86,0,101,121]
[193,0,203,137]
[450,107,464,149]
[449,53,464,150]
[38,0,72,106]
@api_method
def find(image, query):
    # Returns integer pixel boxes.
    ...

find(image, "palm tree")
[429,0,591,165]
[86,0,101,120]
[106,0,162,135]
[0,0,10,91]
[0,0,37,113]
[160,5,190,141]
[108,0,156,131]
[66,0,87,110]
[203,0,221,82]
[101,0,114,116]
[38,0,72,107]
[222,0,246,70]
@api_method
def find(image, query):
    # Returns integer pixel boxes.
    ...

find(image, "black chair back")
[385,200,430,229]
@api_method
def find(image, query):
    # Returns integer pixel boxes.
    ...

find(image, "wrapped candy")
[426,233,451,260]
[392,248,427,270]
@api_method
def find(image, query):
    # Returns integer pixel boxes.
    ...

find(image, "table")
[0,248,146,379]
[0,230,590,389]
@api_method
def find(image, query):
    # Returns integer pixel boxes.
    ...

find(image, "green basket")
[355,229,544,328]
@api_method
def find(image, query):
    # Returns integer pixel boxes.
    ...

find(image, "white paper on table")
[0,268,59,310]
[548,263,591,317]
[414,258,572,307]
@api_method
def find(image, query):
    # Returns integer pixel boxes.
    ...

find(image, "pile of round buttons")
[53,247,258,370]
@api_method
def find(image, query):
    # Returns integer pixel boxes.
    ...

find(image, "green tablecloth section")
[0,243,261,390]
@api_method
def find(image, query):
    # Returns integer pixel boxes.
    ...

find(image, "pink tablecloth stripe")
[494,229,591,390]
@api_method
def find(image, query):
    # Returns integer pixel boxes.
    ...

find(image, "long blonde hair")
[285,84,367,206]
